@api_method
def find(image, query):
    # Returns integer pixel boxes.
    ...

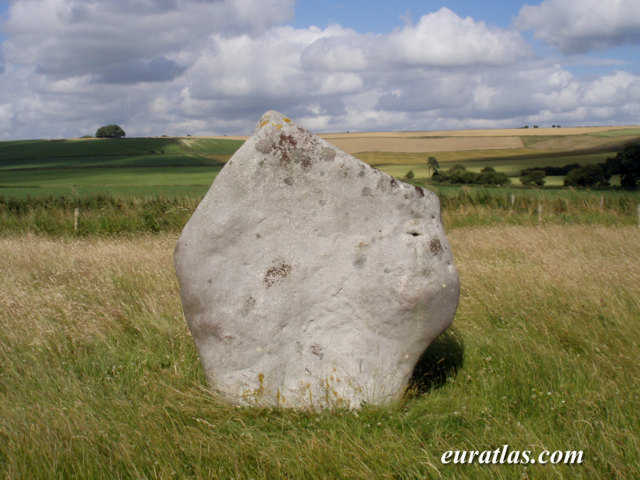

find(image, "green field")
[2,130,639,197]
[0,137,238,198]
[1,226,638,479]
[592,127,640,137]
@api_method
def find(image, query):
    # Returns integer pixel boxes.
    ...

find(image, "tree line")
[420,145,639,189]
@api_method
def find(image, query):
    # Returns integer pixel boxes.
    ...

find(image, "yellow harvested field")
[318,136,524,154]
[321,125,637,138]
[202,125,640,155]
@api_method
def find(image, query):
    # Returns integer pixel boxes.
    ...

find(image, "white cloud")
[300,8,532,71]
[2,0,295,81]
[0,1,638,139]
[382,8,532,67]
[516,0,640,54]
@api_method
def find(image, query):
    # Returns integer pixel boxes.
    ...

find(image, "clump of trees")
[519,163,583,186]
[604,145,639,189]
[432,165,511,186]
[521,163,581,177]
[563,164,610,187]
[96,124,126,138]
[520,169,546,186]
[563,146,639,189]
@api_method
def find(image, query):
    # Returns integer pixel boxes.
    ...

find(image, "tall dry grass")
[1,226,639,478]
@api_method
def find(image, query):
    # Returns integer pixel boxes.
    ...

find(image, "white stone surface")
[174,111,459,409]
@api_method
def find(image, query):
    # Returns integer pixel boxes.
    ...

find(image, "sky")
[0,0,639,139]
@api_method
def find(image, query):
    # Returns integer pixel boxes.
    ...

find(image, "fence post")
[74,208,79,232]
[510,194,516,206]
[537,203,543,226]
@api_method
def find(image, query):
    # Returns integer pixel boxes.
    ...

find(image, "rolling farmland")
[1,125,639,197]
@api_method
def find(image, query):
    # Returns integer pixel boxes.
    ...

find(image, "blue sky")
[294,0,526,30]
[0,0,639,139]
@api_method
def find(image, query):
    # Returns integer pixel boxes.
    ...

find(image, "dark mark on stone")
[310,344,324,359]
[264,262,292,287]
[272,133,297,164]
[414,186,425,197]
[361,187,372,197]
[284,177,294,186]
[299,153,312,170]
[430,238,443,255]
[390,178,398,188]
[353,254,366,268]
[196,322,223,340]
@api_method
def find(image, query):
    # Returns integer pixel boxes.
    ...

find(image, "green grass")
[0,137,243,162]
[0,185,211,199]
[1,226,638,478]
[0,137,238,198]
[0,166,221,187]
[592,127,640,137]
[376,153,614,178]
[2,187,638,236]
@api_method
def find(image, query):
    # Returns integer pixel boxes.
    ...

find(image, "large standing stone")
[174,111,459,409]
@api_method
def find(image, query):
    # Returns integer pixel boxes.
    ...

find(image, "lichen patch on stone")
[264,261,292,287]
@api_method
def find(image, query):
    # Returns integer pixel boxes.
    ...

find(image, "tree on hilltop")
[96,124,126,138]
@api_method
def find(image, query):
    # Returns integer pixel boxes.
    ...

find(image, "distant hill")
[0,137,243,170]
[0,137,244,198]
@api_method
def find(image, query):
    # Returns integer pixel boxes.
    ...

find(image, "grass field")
[2,125,639,197]
[1,225,638,479]
[1,126,639,478]
[0,137,235,198]
[2,187,638,235]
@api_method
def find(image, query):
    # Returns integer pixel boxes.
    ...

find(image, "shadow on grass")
[408,328,465,395]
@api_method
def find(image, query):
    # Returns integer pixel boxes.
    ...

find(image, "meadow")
[1,225,638,479]
[1,127,639,478]
[1,187,639,236]
[0,137,234,199]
